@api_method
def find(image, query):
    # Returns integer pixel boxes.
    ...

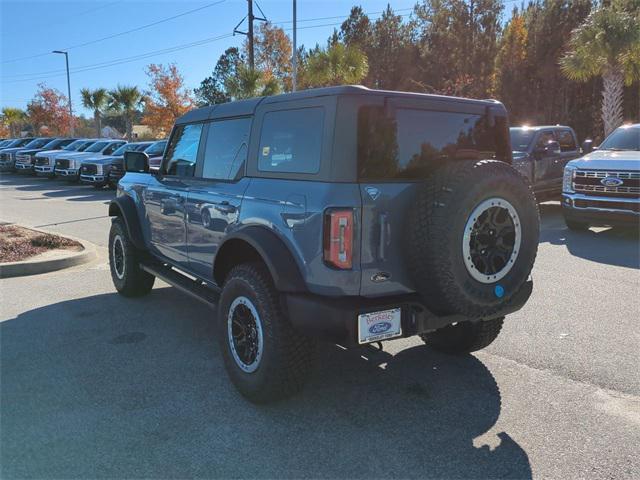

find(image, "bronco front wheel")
[108,217,155,297]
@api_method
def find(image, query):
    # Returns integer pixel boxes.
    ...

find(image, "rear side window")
[164,123,203,176]
[557,130,577,152]
[258,107,324,174]
[358,107,505,180]
[202,117,251,180]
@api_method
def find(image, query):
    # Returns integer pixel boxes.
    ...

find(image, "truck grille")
[56,159,70,169]
[35,157,49,166]
[81,164,98,175]
[573,170,640,198]
[16,153,32,164]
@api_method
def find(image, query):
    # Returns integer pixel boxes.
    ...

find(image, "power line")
[1,0,226,65]
[1,9,413,85]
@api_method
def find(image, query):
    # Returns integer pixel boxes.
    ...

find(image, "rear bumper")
[284,280,533,345]
[562,193,639,226]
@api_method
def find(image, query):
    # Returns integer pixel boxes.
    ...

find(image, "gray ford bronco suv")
[109,86,539,403]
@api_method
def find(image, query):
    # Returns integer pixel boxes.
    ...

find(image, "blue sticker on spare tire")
[494,285,505,298]
[369,322,392,334]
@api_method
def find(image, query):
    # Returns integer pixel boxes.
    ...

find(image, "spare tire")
[406,159,539,317]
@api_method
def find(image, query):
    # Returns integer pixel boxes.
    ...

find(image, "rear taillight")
[323,209,353,269]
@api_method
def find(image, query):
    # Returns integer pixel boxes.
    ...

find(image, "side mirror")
[582,139,594,154]
[124,151,149,173]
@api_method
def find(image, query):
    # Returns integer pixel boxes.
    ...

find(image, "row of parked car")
[0,136,167,188]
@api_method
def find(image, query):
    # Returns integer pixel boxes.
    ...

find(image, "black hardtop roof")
[175,85,504,125]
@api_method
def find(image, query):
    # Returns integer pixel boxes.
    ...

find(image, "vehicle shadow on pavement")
[0,287,531,479]
[539,203,639,269]
[1,174,115,202]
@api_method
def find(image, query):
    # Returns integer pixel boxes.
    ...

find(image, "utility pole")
[52,50,74,136]
[247,0,254,70]
[234,1,267,72]
[292,0,297,91]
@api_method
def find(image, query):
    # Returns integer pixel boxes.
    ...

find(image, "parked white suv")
[562,124,640,230]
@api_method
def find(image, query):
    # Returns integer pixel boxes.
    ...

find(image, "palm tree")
[2,107,26,137]
[80,88,108,137]
[108,86,143,140]
[224,65,281,100]
[301,42,369,88]
[560,1,640,137]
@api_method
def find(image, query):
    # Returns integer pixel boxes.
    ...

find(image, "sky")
[0,0,419,116]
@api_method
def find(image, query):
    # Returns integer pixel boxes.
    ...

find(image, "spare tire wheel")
[406,159,539,317]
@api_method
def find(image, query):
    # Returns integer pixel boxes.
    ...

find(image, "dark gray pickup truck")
[109,86,540,402]
[510,125,583,201]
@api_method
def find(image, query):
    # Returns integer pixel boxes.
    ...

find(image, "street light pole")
[292,0,297,92]
[52,50,74,136]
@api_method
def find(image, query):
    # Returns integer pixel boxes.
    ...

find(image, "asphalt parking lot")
[1,173,639,479]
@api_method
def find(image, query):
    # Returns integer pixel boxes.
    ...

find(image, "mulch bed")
[0,225,82,263]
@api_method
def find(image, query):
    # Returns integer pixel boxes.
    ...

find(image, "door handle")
[215,201,237,214]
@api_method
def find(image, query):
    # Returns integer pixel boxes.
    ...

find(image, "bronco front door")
[143,122,203,268]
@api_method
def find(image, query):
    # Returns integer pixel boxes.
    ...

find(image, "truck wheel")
[108,217,155,297]
[421,317,504,354]
[218,263,315,403]
[564,217,589,231]
[406,160,539,318]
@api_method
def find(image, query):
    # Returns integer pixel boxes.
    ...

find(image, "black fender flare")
[214,226,307,293]
[108,196,145,250]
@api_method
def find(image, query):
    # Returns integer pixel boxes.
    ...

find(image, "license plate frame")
[357,308,402,344]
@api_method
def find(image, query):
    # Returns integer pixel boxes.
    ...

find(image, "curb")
[0,230,97,279]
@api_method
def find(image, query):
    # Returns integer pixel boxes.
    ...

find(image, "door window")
[202,117,252,180]
[556,130,577,152]
[258,107,324,174]
[536,131,556,150]
[164,123,203,176]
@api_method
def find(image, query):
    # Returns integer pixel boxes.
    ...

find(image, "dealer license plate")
[358,308,402,344]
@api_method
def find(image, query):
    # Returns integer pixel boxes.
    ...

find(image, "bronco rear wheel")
[218,263,315,403]
[406,160,539,317]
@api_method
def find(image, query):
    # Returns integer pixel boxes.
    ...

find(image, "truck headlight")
[563,165,577,193]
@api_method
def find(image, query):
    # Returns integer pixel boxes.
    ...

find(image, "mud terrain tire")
[407,160,539,317]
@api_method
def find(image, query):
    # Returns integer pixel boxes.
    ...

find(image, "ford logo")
[369,322,392,334]
[601,177,623,187]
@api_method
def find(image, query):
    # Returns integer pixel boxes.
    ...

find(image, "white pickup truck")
[562,123,640,230]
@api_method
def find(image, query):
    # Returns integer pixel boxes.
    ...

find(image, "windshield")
[509,128,536,152]
[135,142,153,151]
[85,141,109,153]
[113,143,143,156]
[63,140,86,151]
[42,138,62,149]
[599,126,640,151]
[23,138,50,149]
[77,141,96,152]
[145,140,167,156]
[15,138,33,147]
